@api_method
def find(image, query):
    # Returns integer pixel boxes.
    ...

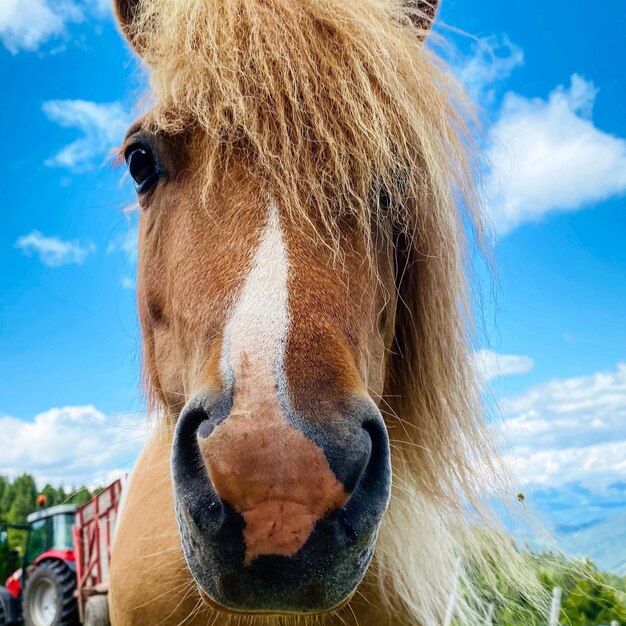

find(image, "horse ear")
[407,0,440,35]
[113,0,142,53]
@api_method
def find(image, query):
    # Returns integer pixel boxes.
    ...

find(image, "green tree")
[64,486,92,505]
[3,475,37,563]
[0,476,7,517]
[40,483,60,507]
[0,480,15,518]
[6,474,37,525]
[562,569,626,626]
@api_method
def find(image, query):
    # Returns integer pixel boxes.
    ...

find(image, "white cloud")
[15,230,96,267]
[501,363,626,487]
[457,34,524,105]
[505,441,626,489]
[0,0,82,53]
[455,36,626,236]
[0,406,148,487]
[487,74,626,235]
[107,225,138,262]
[107,224,139,289]
[474,349,534,382]
[43,100,129,170]
[0,0,113,53]
[93,0,112,17]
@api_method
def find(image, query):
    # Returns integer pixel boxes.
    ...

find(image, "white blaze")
[222,203,290,386]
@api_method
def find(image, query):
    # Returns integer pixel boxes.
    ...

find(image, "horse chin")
[174,500,379,614]
[197,586,356,617]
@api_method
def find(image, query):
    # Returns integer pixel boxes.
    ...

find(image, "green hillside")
[466,550,626,626]
[556,513,626,576]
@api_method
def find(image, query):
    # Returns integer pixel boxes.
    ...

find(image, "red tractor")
[0,480,122,626]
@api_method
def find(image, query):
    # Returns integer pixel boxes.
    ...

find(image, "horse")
[108,0,533,624]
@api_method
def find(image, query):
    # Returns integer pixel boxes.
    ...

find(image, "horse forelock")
[129,0,482,252]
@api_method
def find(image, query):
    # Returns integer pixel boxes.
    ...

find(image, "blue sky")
[1,0,625,534]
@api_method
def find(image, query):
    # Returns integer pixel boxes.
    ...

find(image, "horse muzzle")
[171,388,391,614]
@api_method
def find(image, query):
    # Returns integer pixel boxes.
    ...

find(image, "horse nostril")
[197,418,217,439]
[339,417,387,497]
[339,429,372,495]
[339,412,391,538]
[171,391,233,529]
[360,418,390,493]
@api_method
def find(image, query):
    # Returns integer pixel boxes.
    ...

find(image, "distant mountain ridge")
[555,511,626,575]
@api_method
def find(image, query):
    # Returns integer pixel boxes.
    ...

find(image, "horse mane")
[128,0,544,622]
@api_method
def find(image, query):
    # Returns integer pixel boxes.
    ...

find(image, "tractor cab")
[24,505,77,568]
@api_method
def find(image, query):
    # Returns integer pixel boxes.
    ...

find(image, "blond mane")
[127,0,544,622]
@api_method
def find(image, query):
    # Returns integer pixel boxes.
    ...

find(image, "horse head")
[112,0,493,620]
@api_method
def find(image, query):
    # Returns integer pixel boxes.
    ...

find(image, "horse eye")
[125,144,159,194]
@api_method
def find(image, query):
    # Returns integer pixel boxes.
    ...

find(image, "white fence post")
[485,602,495,626]
[443,560,461,626]
[549,587,561,626]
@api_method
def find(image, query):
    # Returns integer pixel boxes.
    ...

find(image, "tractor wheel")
[23,561,78,626]
[83,595,109,626]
